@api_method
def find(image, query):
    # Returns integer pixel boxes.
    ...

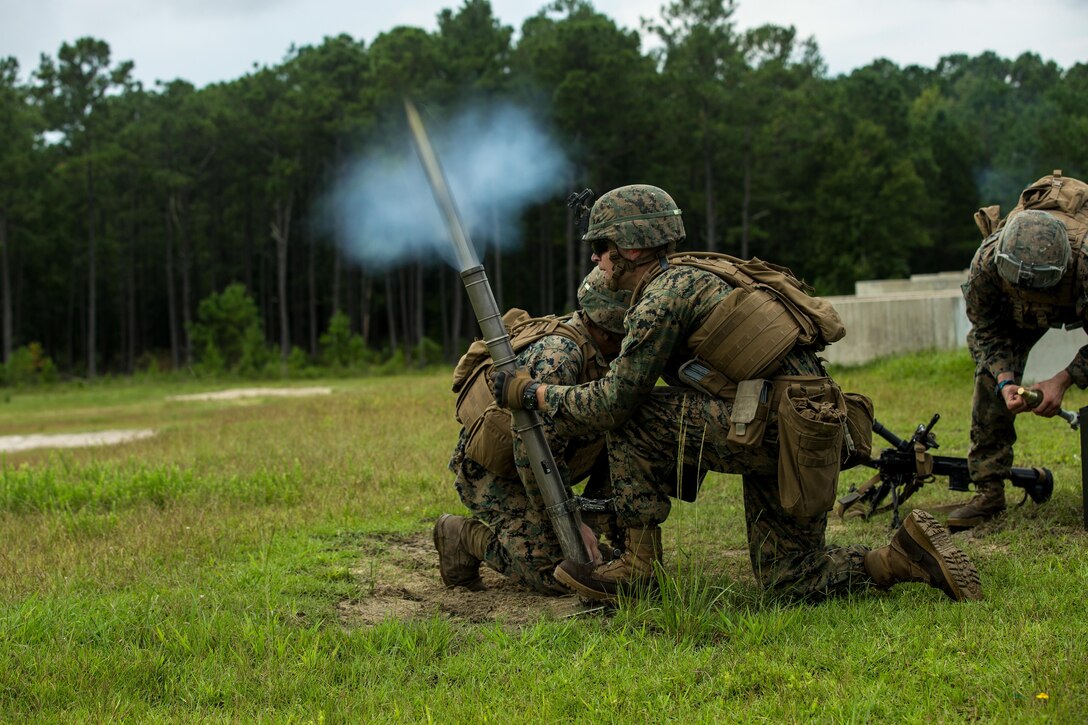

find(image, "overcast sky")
[3,0,1086,88]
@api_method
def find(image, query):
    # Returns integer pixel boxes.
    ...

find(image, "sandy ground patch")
[0,429,156,453]
[341,531,606,627]
[168,386,332,402]
[341,531,753,627]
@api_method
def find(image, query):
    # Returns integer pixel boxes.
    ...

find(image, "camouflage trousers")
[451,453,567,595]
[967,367,1019,493]
[606,387,872,600]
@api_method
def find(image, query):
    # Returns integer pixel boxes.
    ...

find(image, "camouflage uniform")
[962,233,1088,491]
[449,311,611,594]
[545,265,873,600]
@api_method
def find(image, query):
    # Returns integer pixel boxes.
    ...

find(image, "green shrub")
[188,284,271,374]
[286,346,313,376]
[319,311,366,368]
[2,342,57,386]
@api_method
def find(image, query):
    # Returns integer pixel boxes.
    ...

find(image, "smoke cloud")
[327,102,572,271]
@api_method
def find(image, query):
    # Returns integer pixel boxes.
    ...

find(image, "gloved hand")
[491,369,540,410]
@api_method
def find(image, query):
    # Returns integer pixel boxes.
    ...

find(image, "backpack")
[975,169,1088,244]
[634,252,845,382]
[451,310,602,477]
[973,170,1088,328]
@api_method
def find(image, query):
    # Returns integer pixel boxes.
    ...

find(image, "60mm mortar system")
[403,98,593,566]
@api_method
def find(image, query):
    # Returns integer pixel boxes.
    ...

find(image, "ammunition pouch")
[841,391,875,469]
[726,378,772,448]
[678,358,737,398]
[776,379,846,518]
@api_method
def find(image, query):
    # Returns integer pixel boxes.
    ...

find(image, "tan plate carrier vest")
[632,252,846,383]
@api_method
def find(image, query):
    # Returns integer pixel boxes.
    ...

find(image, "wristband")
[995,379,1017,396]
[521,382,541,411]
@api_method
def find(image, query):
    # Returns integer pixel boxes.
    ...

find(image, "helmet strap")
[607,249,657,291]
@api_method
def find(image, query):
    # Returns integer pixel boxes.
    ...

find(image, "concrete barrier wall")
[822,290,969,366]
[821,272,1087,382]
[854,271,969,297]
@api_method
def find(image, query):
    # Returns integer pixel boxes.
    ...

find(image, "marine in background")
[952,171,1088,529]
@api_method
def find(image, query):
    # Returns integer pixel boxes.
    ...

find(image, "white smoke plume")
[328,101,571,270]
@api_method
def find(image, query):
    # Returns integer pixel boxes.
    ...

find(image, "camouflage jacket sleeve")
[1070,250,1088,388]
[544,266,728,431]
[963,240,1031,378]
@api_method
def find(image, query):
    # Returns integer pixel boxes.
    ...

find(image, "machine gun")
[835,413,1054,528]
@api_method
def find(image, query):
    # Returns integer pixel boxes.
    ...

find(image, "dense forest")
[1,0,1085,379]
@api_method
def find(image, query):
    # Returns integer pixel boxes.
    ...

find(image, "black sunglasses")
[590,239,610,256]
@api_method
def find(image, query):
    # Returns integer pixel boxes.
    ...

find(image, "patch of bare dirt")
[338,531,606,627]
[339,531,757,627]
[167,386,332,402]
[0,429,155,453]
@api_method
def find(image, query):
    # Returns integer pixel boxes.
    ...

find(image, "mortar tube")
[460,265,592,565]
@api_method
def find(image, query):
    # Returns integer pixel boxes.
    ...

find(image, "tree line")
[1,0,1085,379]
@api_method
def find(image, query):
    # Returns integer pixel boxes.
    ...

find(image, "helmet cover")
[996,210,1070,288]
[582,184,685,250]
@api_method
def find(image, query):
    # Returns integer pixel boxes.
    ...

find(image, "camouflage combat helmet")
[578,267,632,335]
[995,210,1070,288]
[583,184,685,250]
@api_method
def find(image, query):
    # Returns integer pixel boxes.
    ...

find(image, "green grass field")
[1,350,1085,722]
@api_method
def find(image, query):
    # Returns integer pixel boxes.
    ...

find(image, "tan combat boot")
[864,510,982,601]
[553,526,662,603]
[946,484,1006,531]
[433,514,492,591]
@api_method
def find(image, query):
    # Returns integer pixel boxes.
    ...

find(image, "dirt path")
[168,386,332,402]
[0,429,155,453]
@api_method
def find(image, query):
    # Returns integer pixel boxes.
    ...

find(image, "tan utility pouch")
[691,287,802,381]
[841,391,875,469]
[463,405,516,477]
[726,379,771,447]
[454,365,494,427]
[777,381,845,518]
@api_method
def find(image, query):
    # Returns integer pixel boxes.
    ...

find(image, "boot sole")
[904,511,983,601]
